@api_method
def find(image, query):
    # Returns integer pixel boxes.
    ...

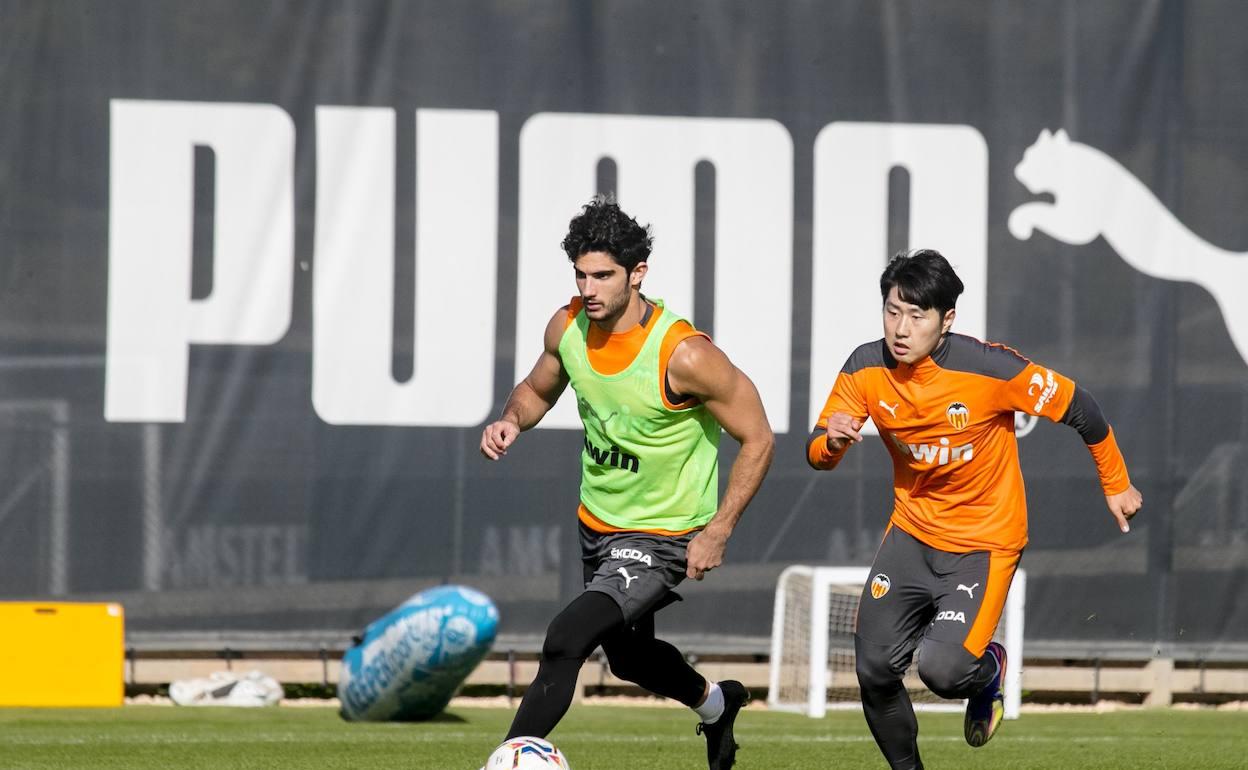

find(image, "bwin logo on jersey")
[935,610,967,624]
[890,434,974,466]
[610,548,653,567]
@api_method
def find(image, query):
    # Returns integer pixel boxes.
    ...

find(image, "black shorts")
[579,523,693,624]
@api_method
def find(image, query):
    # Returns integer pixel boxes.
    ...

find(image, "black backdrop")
[1,0,1246,657]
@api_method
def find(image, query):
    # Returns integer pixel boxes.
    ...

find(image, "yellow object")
[0,602,125,707]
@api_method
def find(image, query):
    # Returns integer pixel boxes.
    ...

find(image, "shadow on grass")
[404,711,469,724]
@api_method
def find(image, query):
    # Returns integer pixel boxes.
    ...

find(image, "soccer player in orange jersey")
[808,249,1142,770]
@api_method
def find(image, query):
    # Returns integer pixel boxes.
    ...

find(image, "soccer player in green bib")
[481,196,774,769]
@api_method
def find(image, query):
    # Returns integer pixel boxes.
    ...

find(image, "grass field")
[1,703,1245,769]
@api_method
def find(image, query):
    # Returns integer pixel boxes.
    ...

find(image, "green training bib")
[559,300,720,531]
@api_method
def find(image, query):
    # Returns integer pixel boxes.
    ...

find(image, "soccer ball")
[482,736,570,769]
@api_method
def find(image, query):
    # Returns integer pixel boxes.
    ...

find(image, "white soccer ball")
[482,736,570,769]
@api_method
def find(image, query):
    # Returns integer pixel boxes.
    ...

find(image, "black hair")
[561,195,653,272]
[879,248,964,315]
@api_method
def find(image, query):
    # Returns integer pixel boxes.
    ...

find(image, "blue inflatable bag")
[338,585,498,721]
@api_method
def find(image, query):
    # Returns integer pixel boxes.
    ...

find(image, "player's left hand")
[1106,484,1142,533]
[686,524,729,580]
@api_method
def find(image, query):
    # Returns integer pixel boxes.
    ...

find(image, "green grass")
[0,704,1244,769]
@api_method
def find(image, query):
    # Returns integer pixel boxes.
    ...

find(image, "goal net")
[768,566,1025,719]
[0,400,70,597]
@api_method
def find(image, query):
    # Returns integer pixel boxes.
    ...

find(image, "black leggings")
[505,590,706,739]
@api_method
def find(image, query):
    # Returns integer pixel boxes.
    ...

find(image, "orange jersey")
[564,296,708,534]
[810,333,1130,553]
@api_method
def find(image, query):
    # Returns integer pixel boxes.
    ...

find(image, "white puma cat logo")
[616,567,639,589]
[1009,128,1248,365]
[878,400,899,418]
[957,582,979,599]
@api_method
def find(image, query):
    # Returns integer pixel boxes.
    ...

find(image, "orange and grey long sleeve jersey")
[807,333,1131,554]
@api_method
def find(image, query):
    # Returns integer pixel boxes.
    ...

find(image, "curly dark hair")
[561,195,653,272]
[879,248,964,315]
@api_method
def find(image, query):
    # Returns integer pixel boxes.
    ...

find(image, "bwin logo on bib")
[584,438,640,473]
[935,610,967,624]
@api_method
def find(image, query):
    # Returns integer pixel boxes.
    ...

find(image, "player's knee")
[856,654,901,692]
[855,637,903,692]
[605,651,644,684]
[917,662,965,699]
[541,592,623,661]
[917,642,978,699]
[541,611,597,661]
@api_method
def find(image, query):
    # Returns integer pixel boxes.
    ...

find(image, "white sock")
[694,681,725,724]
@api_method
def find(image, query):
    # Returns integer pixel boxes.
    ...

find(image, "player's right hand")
[480,419,521,460]
[825,412,864,452]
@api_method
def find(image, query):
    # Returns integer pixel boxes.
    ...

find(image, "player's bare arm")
[480,308,570,460]
[666,335,774,580]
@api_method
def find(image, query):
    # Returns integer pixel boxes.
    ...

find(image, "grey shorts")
[579,523,695,624]
[856,525,1021,660]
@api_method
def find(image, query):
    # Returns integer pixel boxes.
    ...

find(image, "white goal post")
[768,565,1025,719]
